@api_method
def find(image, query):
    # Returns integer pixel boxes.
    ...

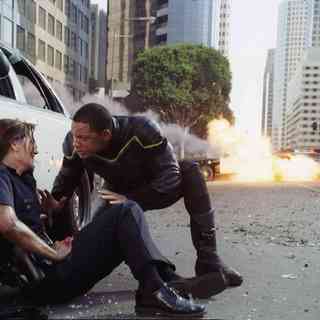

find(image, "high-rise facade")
[154,0,231,55]
[218,0,231,57]
[0,0,91,101]
[262,49,275,138]
[272,0,319,151]
[167,0,221,48]
[106,0,157,96]
[286,48,320,151]
[90,4,107,94]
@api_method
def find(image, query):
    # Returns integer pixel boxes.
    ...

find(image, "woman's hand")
[52,237,73,261]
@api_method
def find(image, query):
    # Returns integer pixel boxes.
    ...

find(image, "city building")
[90,4,107,95]
[286,48,320,151]
[272,0,319,151]
[106,0,157,97]
[262,49,275,138]
[166,0,221,47]
[106,0,231,97]
[218,0,231,57]
[155,0,231,55]
[0,0,91,101]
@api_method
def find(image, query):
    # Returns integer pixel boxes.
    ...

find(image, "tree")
[126,44,234,139]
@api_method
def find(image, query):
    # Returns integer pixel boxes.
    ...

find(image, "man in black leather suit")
[52,103,243,289]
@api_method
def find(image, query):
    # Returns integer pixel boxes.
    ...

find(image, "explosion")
[207,119,320,182]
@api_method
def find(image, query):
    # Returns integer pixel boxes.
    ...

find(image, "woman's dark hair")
[0,119,35,161]
[72,103,113,132]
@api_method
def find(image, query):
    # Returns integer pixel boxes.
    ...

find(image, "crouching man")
[0,119,206,317]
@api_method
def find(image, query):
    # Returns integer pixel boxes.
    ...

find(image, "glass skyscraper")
[167,0,221,48]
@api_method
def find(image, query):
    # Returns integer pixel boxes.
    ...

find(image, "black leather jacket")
[52,116,182,210]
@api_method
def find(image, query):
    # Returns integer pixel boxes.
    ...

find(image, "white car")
[0,42,92,233]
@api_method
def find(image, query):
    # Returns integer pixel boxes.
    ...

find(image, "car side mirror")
[0,49,10,78]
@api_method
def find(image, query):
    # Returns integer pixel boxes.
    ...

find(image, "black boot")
[191,210,243,287]
[179,160,243,288]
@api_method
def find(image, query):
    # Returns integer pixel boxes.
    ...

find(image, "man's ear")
[102,129,112,142]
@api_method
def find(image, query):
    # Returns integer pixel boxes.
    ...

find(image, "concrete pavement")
[45,181,320,319]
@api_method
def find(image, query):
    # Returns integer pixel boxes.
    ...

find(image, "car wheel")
[68,171,92,233]
[200,164,214,181]
[48,171,92,240]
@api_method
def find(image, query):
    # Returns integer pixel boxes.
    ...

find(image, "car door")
[0,46,71,190]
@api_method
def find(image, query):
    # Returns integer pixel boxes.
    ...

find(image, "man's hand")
[38,189,67,213]
[98,189,127,204]
[52,237,73,261]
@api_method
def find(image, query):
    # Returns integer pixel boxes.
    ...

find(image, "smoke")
[40,83,218,159]
[52,84,129,116]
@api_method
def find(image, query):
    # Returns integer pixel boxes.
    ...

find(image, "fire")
[207,119,320,182]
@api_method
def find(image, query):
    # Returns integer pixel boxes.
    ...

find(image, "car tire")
[48,171,92,240]
[68,170,92,233]
[201,164,214,181]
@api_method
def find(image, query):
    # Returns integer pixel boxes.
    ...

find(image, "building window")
[85,42,88,60]
[64,54,69,73]
[56,20,63,41]
[65,0,70,16]
[73,61,78,80]
[57,0,63,11]
[17,0,26,15]
[27,33,35,58]
[39,7,46,30]
[38,39,46,61]
[84,15,89,33]
[71,32,77,51]
[27,0,36,23]
[47,45,54,66]
[80,38,83,56]
[71,4,77,24]
[3,18,13,46]
[84,67,88,83]
[16,25,26,51]
[55,50,62,70]
[48,14,55,36]
[64,27,70,47]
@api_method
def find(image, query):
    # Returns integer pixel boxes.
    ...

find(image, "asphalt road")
[47,181,320,319]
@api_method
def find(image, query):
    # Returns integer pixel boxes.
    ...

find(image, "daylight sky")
[92,0,283,136]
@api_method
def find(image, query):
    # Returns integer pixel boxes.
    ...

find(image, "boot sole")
[135,306,205,318]
[169,272,227,299]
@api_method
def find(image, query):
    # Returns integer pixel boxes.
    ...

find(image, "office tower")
[272,0,319,150]
[218,0,231,57]
[90,4,107,94]
[106,0,157,96]
[286,48,320,151]
[0,0,91,101]
[262,49,275,139]
[155,0,230,55]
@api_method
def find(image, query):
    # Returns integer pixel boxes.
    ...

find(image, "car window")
[1,46,64,114]
[16,75,47,109]
[0,75,15,99]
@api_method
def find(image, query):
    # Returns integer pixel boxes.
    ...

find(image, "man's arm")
[51,132,84,200]
[0,204,69,261]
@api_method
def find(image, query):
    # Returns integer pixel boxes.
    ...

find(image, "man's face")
[71,121,111,158]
